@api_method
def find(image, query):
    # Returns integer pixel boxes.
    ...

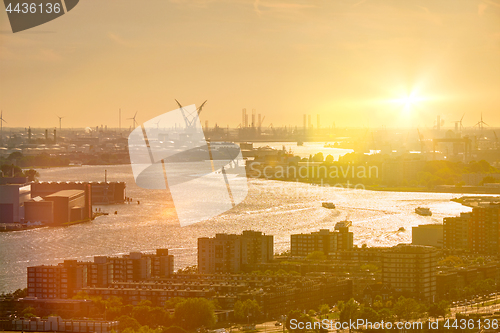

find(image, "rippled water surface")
[0,164,473,293]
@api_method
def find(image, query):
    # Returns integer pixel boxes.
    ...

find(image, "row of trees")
[0,164,39,181]
[1,152,70,167]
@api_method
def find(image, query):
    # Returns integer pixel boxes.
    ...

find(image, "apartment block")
[27,249,174,298]
[444,212,471,250]
[468,204,500,254]
[381,244,438,301]
[412,224,443,248]
[290,227,353,257]
[27,260,87,299]
[444,204,500,254]
[198,231,273,274]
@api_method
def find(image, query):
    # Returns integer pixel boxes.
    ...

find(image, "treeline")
[0,163,39,181]
[0,152,69,168]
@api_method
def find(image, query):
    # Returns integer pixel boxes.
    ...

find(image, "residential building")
[412,224,443,248]
[290,228,353,257]
[198,231,273,274]
[381,244,438,301]
[27,260,87,299]
[443,212,471,250]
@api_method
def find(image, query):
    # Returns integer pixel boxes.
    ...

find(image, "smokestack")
[245,114,248,128]
[252,109,256,128]
[308,115,312,129]
[303,114,307,133]
[45,129,48,143]
[242,109,246,128]
[317,114,320,130]
[28,127,31,141]
[54,128,57,144]
[258,114,262,129]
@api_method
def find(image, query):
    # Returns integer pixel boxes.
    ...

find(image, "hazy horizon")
[1,0,499,128]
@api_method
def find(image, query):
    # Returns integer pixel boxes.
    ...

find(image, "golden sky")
[0,0,499,129]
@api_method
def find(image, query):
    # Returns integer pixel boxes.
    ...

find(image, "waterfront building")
[412,224,443,248]
[381,244,438,301]
[443,212,471,251]
[0,178,30,223]
[27,260,86,299]
[27,249,174,298]
[444,204,500,254]
[198,231,273,274]
[290,228,353,257]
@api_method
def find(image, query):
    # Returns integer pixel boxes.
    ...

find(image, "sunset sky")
[0,0,499,129]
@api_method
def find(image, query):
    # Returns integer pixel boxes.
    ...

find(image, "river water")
[0,162,473,293]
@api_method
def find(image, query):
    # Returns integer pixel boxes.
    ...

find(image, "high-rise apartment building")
[444,205,500,254]
[290,228,353,257]
[381,245,438,301]
[198,230,273,274]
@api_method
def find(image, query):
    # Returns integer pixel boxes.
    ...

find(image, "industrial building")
[0,177,31,223]
[24,186,92,226]
[31,181,126,205]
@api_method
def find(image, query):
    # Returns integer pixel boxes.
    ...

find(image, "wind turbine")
[57,115,64,130]
[155,119,161,130]
[474,113,488,132]
[128,111,138,128]
[453,113,465,135]
[0,111,6,145]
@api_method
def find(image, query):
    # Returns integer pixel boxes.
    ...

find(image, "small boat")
[322,202,336,209]
[415,207,432,216]
[398,227,406,232]
[335,220,352,230]
[297,140,304,146]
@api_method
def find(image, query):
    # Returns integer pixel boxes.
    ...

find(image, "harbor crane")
[175,99,207,131]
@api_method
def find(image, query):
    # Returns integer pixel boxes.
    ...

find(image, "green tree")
[306,251,326,261]
[313,152,324,162]
[234,299,261,322]
[318,304,330,319]
[339,299,360,332]
[428,301,450,319]
[117,315,141,331]
[325,155,334,163]
[174,298,216,330]
[393,297,425,321]
[24,168,40,182]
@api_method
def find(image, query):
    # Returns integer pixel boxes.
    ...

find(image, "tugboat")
[322,202,336,209]
[415,207,432,216]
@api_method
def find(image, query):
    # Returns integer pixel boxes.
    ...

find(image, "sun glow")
[391,92,425,113]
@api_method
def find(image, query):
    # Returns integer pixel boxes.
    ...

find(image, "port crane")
[175,99,207,131]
